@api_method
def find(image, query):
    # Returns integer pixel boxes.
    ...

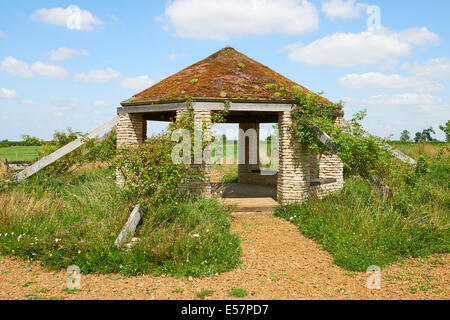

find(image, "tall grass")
[276,151,449,271]
[0,166,240,277]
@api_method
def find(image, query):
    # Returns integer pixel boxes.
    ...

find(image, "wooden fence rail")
[15,116,119,182]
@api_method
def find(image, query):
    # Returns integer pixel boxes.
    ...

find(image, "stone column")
[317,116,344,192]
[277,112,310,204]
[116,113,147,186]
[309,153,319,180]
[176,109,212,197]
[238,123,260,184]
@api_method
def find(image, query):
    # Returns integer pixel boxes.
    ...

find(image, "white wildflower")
[192,234,200,237]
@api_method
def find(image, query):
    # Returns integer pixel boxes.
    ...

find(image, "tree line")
[400,120,449,143]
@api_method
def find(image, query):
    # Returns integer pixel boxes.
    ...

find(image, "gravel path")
[0,214,448,300]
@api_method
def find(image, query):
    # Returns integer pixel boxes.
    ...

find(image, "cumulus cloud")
[22,100,38,105]
[344,93,442,107]
[31,6,103,31]
[338,72,444,93]
[168,53,186,61]
[31,62,70,79]
[163,0,319,40]
[0,88,17,99]
[92,100,110,107]
[0,56,33,78]
[321,0,367,21]
[120,76,155,91]
[284,27,439,67]
[49,47,89,61]
[402,57,450,80]
[74,68,121,83]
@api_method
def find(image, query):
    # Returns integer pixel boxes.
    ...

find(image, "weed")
[230,288,248,298]
[196,289,214,300]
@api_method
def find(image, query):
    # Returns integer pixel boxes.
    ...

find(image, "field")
[0,141,448,300]
[0,146,43,162]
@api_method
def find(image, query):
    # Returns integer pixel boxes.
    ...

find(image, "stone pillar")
[318,116,344,191]
[116,113,147,186]
[277,112,310,204]
[194,109,212,197]
[309,153,319,180]
[238,123,260,184]
[176,109,212,197]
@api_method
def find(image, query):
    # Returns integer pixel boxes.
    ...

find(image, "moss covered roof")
[122,47,326,105]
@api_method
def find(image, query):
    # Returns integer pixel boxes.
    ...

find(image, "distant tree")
[414,132,422,143]
[400,130,411,142]
[421,127,436,142]
[20,135,42,146]
[414,127,436,142]
[439,120,450,142]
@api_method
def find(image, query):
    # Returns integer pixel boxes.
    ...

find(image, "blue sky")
[1,0,449,141]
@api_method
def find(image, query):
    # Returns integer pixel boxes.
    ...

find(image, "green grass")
[0,166,241,277]
[196,288,214,300]
[230,288,248,298]
[275,156,449,271]
[388,141,446,159]
[0,146,43,162]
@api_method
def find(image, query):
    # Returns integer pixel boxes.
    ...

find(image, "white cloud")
[338,72,444,93]
[163,0,319,40]
[168,53,186,61]
[0,31,5,38]
[49,47,89,61]
[402,57,450,80]
[74,68,121,83]
[0,88,17,99]
[92,100,110,107]
[348,93,442,107]
[31,6,103,31]
[0,56,33,78]
[31,62,70,79]
[22,100,38,105]
[284,27,439,67]
[321,0,367,21]
[120,76,155,91]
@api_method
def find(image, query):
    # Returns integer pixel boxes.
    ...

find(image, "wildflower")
[55,238,61,242]
[4,233,8,237]
[193,234,200,237]
[11,232,14,235]
[17,235,22,241]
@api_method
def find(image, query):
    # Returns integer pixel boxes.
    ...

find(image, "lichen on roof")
[123,47,328,105]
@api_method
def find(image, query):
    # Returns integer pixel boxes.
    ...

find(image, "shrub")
[275,151,449,271]
[0,167,241,277]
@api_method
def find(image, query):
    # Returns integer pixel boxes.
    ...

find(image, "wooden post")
[114,204,142,249]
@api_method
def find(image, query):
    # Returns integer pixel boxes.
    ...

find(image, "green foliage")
[439,120,450,142]
[230,288,248,298]
[41,128,116,175]
[189,78,199,84]
[237,63,246,69]
[20,135,43,146]
[415,127,436,142]
[400,130,411,142]
[276,155,449,271]
[0,167,241,277]
[116,132,200,205]
[197,289,214,300]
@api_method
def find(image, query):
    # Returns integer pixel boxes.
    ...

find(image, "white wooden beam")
[114,204,142,249]
[15,116,119,182]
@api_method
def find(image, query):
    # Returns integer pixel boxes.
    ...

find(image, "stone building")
[116,47,343,204]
